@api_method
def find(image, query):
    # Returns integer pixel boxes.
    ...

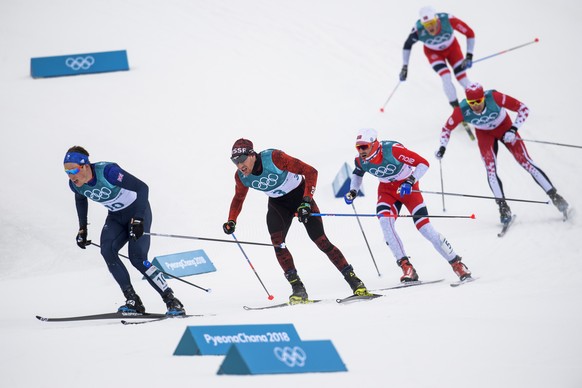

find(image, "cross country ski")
[450,277,479,287]
[121,314,202,325]
[36,312,168,322]
[374,279,445,291]
[243,300,322,311]
[336,293,383,304]
[498,215,516,237]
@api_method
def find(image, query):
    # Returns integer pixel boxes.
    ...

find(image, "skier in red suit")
[344,128,472,282]
[399,6,475,107]
[436,82,569,223]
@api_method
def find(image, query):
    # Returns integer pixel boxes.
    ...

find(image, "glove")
[129,218,144,240]
[76,228,91,249]
[503,126,518,145]
[223,220,236,235]
[461,53,473,69]
[398,176,416,197]
[399,65,408,81]
[344,189,357,205]
[435,146,446,160]
[297,197,312,224]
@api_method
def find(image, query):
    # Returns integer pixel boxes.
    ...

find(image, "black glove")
[129,218,144,240]
[223,220,236,235]
[399,65,408,81]
[297,197,312,224]
[344,189,357,205]
[461,53,473,69]
[76,228,91,249]
[435,146,446,160]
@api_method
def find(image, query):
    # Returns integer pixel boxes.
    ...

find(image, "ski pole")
[519,138,582,149]
[145,232,285,248]
[415,190,549,204]
[90,242,211,292]
[438,159,446,212]
[379,81,401,112]
[473,38,539,64]
[312,213,476,219]
[351,203,381,277]
[232,234,274,300]
[461,121,475,141]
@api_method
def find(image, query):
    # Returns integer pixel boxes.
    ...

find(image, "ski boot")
[397,257,419,282]
[118,287,146,314]
[162,290,186,316]
[496,199,512,224]
[285,270,309,304]
[450,256,472,281]
[547,188,569,218]
[341,264,372,296]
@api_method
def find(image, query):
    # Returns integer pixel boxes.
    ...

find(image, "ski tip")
[562,207,574,222]
[36,315,47,321]
[336,293,383,303]
[450,276,478,287]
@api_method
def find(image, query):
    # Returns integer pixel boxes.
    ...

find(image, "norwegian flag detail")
[117,172,124,182]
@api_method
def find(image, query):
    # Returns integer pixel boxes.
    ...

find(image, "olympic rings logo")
[425,33,452,45]
[469,111,499,126]
[273,346,307,367]
[65,56,95,71]
[251,173,279,190]
[369,164,397,177]
[84,187,112,201]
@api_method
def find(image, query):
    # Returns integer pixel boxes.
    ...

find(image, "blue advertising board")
[31,50,129,78]
[174,324,301,356]
[152,249,216,279]
[332,162,364,198]
[217,340,347,375]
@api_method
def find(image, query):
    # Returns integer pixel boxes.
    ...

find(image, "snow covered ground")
[1,1,581,387]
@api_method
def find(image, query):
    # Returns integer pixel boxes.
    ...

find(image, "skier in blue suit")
[63,145,185,315]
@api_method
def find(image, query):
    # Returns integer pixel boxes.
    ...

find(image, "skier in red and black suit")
[399,6,475,107]
[436,82,569,223]
[345,128,472,282]
[223,138,372,303]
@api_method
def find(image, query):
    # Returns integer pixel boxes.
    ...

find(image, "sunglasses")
[356,144,371,151]
[231,154,249,165]
[422,18,438,29]
[65,167,81,175]
[467,97,484,106]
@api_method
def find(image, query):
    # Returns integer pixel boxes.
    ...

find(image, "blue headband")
[64,152,90,165]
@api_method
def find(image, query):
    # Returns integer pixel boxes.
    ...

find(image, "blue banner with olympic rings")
[30,50,129,78]
[217,340,348,375]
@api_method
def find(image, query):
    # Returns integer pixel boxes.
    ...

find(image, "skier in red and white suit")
[435,82,569,223]
[345,128,472,282]
[399,6,475,107]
